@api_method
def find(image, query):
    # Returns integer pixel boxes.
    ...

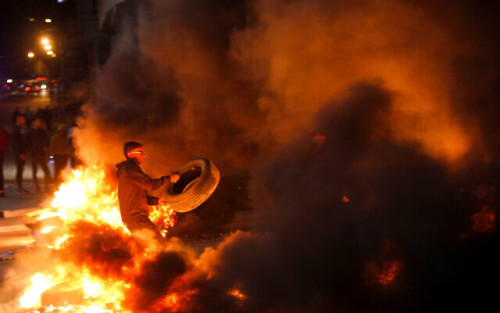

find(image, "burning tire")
[163,158,220,213]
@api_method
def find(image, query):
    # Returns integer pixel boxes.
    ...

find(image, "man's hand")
[170,173,180,183]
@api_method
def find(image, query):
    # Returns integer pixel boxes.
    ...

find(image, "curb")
[0,224,31,234]
[0,208,40,219]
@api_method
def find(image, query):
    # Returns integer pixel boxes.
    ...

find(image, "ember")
[472,206,496,234]
[228,288,247,300]
[312,134,327,146]
[364,260,403,287]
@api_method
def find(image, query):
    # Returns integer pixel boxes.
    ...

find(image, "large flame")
[18,163,180,312]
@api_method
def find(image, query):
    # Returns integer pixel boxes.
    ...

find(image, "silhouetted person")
[12,115,28,194]
[12,107,21,124]
[42,106,53,131]
[0,125,7,198]
[25,107,33,127]
[50,125,71,184]
[116,141,180,241]
[26,117,52,193]
[67,123,81,168]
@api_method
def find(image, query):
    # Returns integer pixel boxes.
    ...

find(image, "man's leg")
[15,155,26,192]
[53,156,61,184]
[125,216,165,242]
[54,155,67,183]
[31,156,40,192]
[39,156,52,192]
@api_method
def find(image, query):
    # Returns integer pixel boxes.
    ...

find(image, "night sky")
[0,0,59,78]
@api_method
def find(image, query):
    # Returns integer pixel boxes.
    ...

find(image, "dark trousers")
[53,155,68,183]
[0,151,4,191]
[123,215,165,242]
[15,154,25,189]
[31,154,52,191]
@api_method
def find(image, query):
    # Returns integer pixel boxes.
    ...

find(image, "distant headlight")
[41,84,47,89]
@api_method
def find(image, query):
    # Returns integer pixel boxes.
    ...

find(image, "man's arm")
[125,165,168,192]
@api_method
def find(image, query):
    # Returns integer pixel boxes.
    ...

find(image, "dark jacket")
[26,128,49,156]
[116,159,169,224]
[11,125,26,155]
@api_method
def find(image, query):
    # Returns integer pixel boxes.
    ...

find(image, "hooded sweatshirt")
[115,159,169,224]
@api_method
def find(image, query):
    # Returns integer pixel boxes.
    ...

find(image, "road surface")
[0,90,53,282]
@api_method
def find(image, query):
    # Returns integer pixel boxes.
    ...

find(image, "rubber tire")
[163,158,220,213]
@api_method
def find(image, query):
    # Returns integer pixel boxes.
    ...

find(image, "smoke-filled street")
[1,0,500,312]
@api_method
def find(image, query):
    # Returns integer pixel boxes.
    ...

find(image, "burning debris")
[7,158,229,313]
[13,164,182,312]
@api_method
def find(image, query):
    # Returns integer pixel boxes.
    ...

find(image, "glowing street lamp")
[44,44,52,51]
[47,51,54,55]
[41,38,50,45]
[7,79,13,83]
[45,18,52,23]
[27,52,35,58]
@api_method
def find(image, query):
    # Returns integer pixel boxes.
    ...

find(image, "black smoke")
[206,82,500,312]
[68,0,500,312]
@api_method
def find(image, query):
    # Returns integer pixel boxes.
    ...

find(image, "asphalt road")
[1,90,53,282]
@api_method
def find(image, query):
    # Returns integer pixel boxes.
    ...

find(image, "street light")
[45,18,52,23]
[47,51,54,55]
[41,38,50,45]
[27,52,35,58]
[44,44,52,51]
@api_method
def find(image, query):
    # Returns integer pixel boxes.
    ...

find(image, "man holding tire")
[116,141,180,241]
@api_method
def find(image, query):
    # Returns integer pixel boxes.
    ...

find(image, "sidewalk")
[0,180,47,218]
[0,180,45,258]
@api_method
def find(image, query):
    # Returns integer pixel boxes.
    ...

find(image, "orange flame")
[18,163,179,312]
[228,288,248,300]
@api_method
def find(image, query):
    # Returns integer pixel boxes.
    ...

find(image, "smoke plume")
[77,0,499,173]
